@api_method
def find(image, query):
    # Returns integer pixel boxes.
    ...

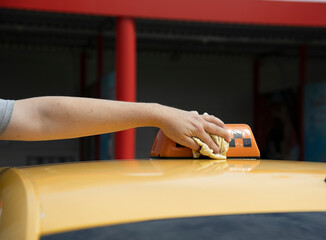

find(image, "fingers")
[204,121,231,143]
[161,108,230,154]
[201,112,231,142]
[202,112,226,129]
[190,110,199,115]
[181,136,201,152]
[195,130,220,154]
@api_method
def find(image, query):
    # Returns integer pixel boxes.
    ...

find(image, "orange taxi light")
[150,124,260,159]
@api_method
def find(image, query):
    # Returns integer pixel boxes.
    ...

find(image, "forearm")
[1,97,163,141]
[1,96,230,153]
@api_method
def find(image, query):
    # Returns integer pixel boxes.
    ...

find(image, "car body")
[0,159,326,240]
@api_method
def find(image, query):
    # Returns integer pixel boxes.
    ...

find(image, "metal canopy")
[1,0,326,27]
[1,9,326,56]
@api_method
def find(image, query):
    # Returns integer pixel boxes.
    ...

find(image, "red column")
[115,17,136,160]
[299,45,306,161]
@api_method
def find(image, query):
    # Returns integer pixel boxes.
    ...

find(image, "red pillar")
[299,45,306,161]
[115,17,136,160]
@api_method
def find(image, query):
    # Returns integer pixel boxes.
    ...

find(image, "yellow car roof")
[1,159,326,240]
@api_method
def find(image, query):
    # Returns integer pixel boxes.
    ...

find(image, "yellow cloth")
[192,135,229,160]
[192,113,229,160]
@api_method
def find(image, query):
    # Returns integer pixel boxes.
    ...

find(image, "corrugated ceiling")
[1,8,326,56]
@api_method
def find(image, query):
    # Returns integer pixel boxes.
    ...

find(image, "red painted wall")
[1,0,326,27]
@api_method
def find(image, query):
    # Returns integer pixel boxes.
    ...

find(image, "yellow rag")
[192,113,229,160]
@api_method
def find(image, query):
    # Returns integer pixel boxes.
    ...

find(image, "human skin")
[0,97,230,153]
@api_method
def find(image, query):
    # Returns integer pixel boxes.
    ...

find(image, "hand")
[156,105,231,154]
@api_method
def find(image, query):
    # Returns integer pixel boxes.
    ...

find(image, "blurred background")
[0,0,325,166]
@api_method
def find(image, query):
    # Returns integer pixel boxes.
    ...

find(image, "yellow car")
[0,159,326,240]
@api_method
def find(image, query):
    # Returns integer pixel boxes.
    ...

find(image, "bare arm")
[0,97,230,153]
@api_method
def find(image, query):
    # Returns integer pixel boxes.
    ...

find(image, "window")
[42,212,326,240]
